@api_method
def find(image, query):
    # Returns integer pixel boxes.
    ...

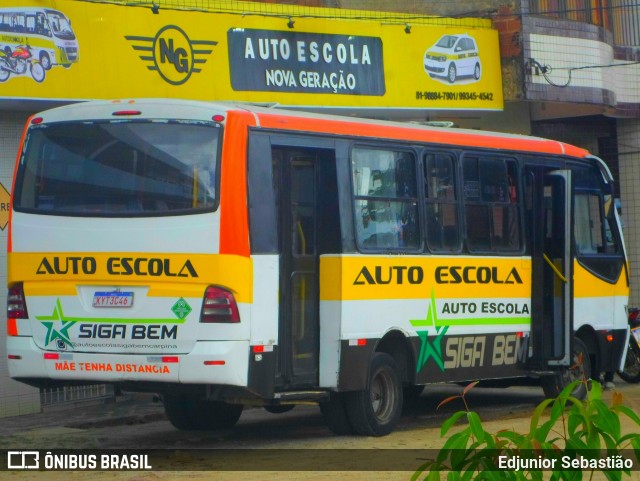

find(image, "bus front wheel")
[541,337,591,400]
[163,394,243,430]
[344,352,403,436]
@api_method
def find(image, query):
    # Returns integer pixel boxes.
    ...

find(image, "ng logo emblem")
[125,25,218,85]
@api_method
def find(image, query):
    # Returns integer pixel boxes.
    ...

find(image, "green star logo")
[410,290,448,372]
[37,299,76,349]
[171,298,192,320]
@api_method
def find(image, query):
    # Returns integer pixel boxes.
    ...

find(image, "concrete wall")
[618,118,640,307]
[0,111,41,417]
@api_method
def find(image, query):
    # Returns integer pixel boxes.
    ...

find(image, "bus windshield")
[45,10,76,40]
[14,120,220,216]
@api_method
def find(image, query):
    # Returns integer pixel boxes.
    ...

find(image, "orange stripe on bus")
[7,115,33,254]
[255,112,588,158]
[219,111,256,257]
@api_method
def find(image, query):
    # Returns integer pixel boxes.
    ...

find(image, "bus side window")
[463,156,521,252]
[36,13,49,36]
[12,14,25,33]
[26,15,36,34]
[424,152,460,251]
[575,193,602,254]
[352,147,420,251]
[573,165,624,282]
[575,191,621,256]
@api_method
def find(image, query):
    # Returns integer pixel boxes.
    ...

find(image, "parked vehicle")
[7,99,629,436]
[618,307,640,383]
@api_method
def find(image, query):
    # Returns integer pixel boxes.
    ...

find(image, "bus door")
[272,147,339,388]
[528,168,573,368]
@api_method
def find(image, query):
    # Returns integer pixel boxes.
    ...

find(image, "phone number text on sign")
[415,91,494,101]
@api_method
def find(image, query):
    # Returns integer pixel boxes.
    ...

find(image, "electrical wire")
[529,59,640,88]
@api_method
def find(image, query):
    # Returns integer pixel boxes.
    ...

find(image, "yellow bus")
[0,7,79,70]
[6,99,629,436]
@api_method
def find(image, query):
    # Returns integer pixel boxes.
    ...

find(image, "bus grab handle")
[543,253,568,283]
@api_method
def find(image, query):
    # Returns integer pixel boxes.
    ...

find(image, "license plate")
[93,291,134,308]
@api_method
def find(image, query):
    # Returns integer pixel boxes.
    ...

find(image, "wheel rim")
[31,64,44,82]
[448,65,456,82]
[474,64,480,79]
[41,54,50,70]
[561,362,584,385]
[561,343,589,392]
[370,368,395,423]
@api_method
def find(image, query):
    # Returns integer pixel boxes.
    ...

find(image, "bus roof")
[0,7,64,14]
[32,98,590,159]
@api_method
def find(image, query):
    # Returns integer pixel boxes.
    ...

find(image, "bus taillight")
[200,286,240,323]
[7,283,28,320]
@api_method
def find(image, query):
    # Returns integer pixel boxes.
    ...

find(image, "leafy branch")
[412,379,640,481]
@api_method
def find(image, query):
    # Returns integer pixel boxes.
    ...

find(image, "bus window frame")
[571,165,625,284]
[422,148,463,254]
[349,143,423,254]
[460,152,524,255]
[13,119,224,218]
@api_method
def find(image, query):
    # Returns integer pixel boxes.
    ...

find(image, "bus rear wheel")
[344,352,403,436]
[264,404,295,414]
[163,394,243,430]
[541,337,591,400]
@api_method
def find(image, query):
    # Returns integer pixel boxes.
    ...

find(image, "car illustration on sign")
[423,33,481,84]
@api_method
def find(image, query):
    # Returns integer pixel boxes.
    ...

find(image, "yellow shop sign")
[0,0,503,111]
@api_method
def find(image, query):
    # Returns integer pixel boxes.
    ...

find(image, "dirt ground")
[4,383,640,481]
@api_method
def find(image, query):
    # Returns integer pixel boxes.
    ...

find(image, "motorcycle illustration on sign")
[424,33,481,84]
[0,44,45,83]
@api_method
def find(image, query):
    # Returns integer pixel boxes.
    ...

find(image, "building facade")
[1,0,638,416]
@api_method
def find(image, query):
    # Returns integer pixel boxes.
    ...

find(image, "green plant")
[412,380,640,481]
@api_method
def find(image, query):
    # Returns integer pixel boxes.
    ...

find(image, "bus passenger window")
[424,152,460,251]
[572,165,624,282]
[575,194,603,254]
[574,191,621,256]
[352,147,420,251]
[462,157,521,253]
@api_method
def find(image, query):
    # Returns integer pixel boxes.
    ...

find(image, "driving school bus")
[7,99,629,435]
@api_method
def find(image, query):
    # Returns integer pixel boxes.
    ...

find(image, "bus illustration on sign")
[424,33,481,84]
[0,7,79,82]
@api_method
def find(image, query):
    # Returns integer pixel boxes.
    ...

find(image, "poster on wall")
[0,1,503,110]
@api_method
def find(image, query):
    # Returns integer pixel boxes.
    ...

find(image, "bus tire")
[163,393,197,430]
[541,337,591,400]
[320,392,354,435]
[30,62,45,83]
[344,352,403,436]
[195,399,243,430]
[164,394,243,430]
[40,51,51,70]
[264,404,295,414]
